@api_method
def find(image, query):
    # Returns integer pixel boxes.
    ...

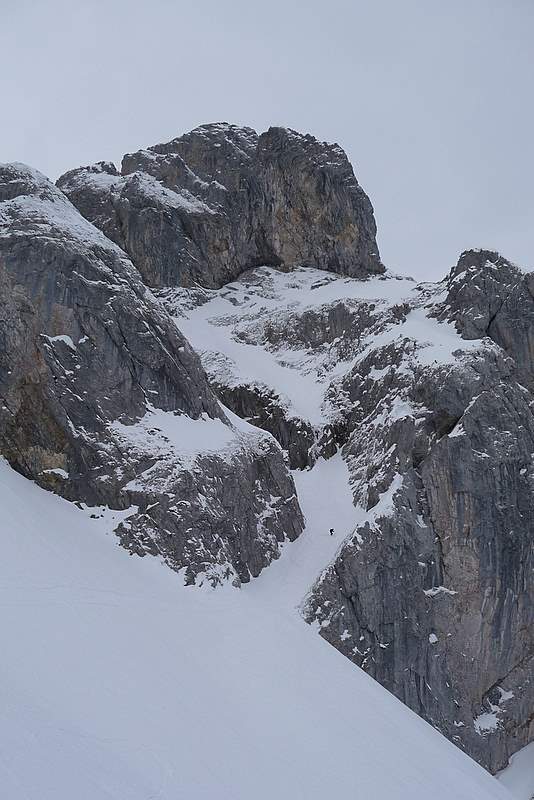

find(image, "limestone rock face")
[438,249,534,379]
[57,123,383,288]
[165,253,534,773]
[302,254,534,773]
[306,356,534,773]
[4,127,534,778]
[0,162,303,585]
[435,249,522,340]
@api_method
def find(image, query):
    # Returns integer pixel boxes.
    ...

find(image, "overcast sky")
[1,0,533,280]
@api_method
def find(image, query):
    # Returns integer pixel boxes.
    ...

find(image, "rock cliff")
[162,250,534,774]
[304,252,534,773]
[57,123,383,288]
[0,162,303,585]
[2,122,533,777]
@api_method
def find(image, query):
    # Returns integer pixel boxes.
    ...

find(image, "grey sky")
[2,0,533,280]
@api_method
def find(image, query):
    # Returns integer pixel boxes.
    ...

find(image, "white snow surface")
[133,172,216,214]
[162,266,490,427]
[111,403,270,459]
[111,405,238,464]
[0,457,512,800]
[0,163,127,259]
[109,403,274,495]
[498,742,534,800]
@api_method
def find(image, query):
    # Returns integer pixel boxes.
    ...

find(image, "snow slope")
[0,458,512,799]
[160,266,487,429]
[498,742,534,800]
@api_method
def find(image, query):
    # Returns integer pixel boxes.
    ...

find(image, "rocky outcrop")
[435,249,522,340]
[4,122,534,779]
[307,357,534,773]
[438,249,534,380]
[207,382,326,471]
[57,123,383,288]
[154,266,396,470]
[161,247,534,772]
[304,253,534,774]
[0,162,303,585]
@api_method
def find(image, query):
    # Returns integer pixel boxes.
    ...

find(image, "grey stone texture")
[306,252,534,773]
[0,162,303,586]
[3,119,533,776]
[57,123,383,288]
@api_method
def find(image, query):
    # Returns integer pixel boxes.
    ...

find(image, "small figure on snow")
[329,528,335,536]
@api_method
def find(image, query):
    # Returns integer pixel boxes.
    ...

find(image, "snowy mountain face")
[0,162,302,586]
[0,457,512,800]
[1,123,533,795]
[156,258,534,773]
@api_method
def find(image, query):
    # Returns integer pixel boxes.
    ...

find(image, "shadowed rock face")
[0,162,303,585]
[57,123,383,288]
[307,367,534,773]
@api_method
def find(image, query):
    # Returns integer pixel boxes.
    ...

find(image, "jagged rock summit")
[57,122,383,288]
